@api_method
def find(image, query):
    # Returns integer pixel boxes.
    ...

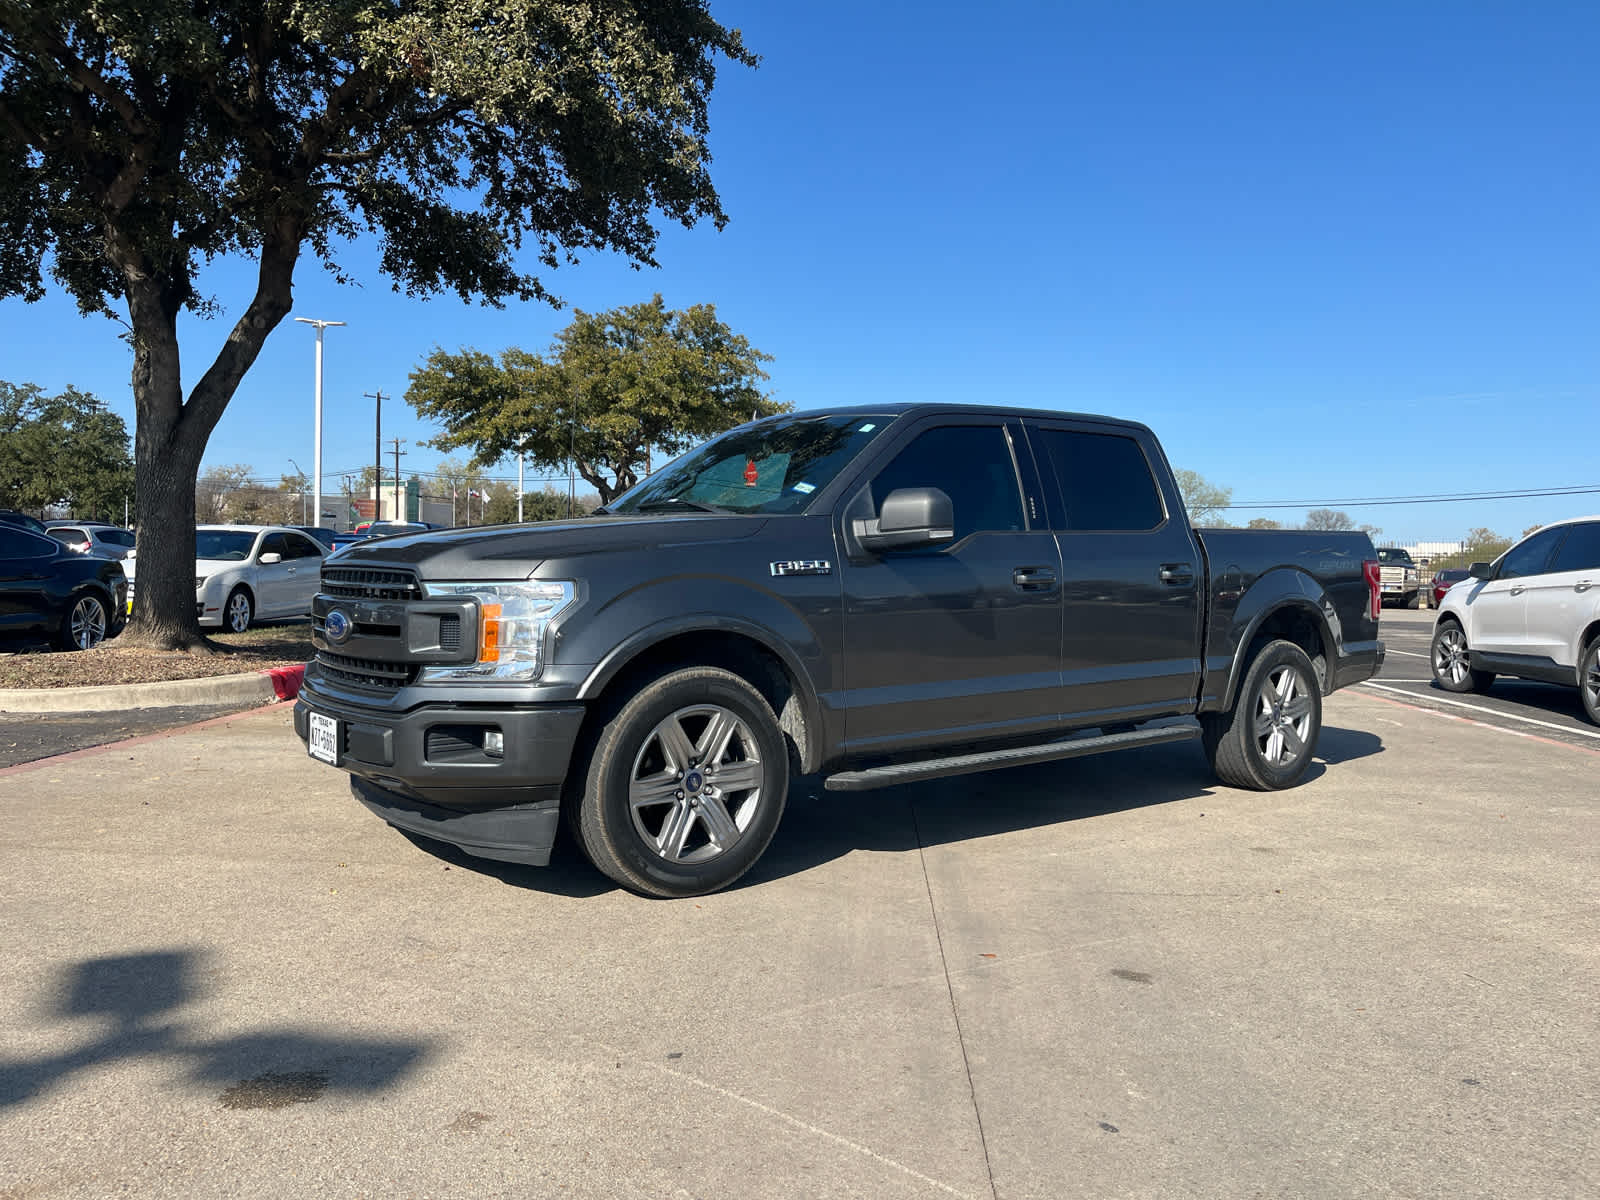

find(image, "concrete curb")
[0,663,304,714]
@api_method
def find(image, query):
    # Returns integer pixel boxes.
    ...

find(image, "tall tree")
[408,296,787,504]
[1304,508,1357,531]
[0,3,756,648]
[0,379,133,517]
[1173,468,1232,525]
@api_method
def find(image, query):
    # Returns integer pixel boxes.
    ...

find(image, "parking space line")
[1351,689,1600,756]
[1383,649,1429,658]
[1356,682,1600,743]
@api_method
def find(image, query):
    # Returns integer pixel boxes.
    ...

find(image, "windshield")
[1377,548,1412,564]
[608,414,897,516]
[196,530,259,561]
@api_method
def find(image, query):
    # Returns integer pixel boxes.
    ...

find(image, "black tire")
[573,666,789,898]
[1406,590,1421,609]
[1202,639,1322,791]
[57,591,110,651]
[1580,638,1600,727]
[223,586,253,633]
[1430,618,1495,694]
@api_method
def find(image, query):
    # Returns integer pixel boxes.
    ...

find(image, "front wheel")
[1430,620,1494,694]
[573,667,789,898]
[58,592,109,651]
[223,586,253,634]
[1406,590,1421,609]
[1203,639,1322,791]
[1580,639,1600,726]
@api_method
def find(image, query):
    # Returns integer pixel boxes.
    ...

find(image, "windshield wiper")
[635,498,729,513]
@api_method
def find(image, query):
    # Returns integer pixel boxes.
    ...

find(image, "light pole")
[294,316,346,528]
[288,457,308,524]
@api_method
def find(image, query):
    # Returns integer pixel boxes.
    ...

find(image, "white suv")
[1430,516,1600,723]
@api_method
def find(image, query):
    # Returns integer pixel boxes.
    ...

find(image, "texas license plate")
[308,711,339,765]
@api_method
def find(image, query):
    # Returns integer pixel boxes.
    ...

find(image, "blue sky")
[4,1,1596,544]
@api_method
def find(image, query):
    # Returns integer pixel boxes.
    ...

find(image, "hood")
[328,513,772,579]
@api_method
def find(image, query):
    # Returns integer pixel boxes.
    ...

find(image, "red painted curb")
[264,663,306,701]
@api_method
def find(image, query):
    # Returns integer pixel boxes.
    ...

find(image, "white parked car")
[1430,515,1600,723]
[125,524,326,632]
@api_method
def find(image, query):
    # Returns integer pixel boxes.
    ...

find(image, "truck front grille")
[314,650,418,691]
[321,566,421,601]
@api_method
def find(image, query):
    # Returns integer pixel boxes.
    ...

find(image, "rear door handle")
[1013,566,1058,592]
[1160,562,1195,586]
[1577,580,1593,593]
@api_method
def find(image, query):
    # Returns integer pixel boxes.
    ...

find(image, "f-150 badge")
[770,560,832,577]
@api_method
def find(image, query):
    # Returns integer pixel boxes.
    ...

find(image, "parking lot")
[1,651,1594,1199]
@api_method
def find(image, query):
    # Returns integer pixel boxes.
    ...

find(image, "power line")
[1225,483,1600,510]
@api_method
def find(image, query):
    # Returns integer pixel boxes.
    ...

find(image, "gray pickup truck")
[294,404,1384,896]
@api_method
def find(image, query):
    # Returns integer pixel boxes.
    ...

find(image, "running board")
[823,720,1203,793]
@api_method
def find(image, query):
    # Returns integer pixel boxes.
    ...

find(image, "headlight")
[417,580,576,683]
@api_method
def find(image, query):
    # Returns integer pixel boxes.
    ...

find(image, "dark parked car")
[294,526,341,551]
[0,525,128,650]
[0,510,48,536]
[1429,566,1471,607]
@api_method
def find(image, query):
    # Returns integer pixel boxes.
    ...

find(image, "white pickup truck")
[1377,547,1420,609]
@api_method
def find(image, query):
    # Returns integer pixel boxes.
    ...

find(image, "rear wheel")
[1203,639,1322,791]
[1580,638,1600,726]
[1430,619,1495,694]
[573,667,789,898]
[58,592,109,651]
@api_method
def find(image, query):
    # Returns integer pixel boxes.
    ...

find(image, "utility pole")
[365,390,386,522]
[390,438,406,522]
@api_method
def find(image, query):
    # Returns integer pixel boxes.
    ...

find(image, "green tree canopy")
[1173,469,1232,526]
[0,379,133,518]
[407,296,788,504]
[1304,508,1357,531]
[0,2,755,646]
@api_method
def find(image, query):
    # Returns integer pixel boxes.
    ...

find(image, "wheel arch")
[1222,597,1336,709]
[578,619,822,774]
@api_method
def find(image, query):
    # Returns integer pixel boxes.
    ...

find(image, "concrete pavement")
[1,691,1594,1198]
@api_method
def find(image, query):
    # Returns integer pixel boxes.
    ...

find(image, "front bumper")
[293,684,586,866]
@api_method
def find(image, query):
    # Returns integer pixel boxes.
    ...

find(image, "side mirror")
[1469,561,1492,581]
[258,552,283,565]
[853,487,955,552]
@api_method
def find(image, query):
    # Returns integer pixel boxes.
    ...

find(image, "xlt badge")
[770,560,832,577]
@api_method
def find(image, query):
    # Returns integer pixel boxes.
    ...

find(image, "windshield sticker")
[792,482,816,494]
[858,423,876,432]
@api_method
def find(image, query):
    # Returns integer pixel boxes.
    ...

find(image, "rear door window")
[1029,428,1166,531]
[1551,522,1600,573]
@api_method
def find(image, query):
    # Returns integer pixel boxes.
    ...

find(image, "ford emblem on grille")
[324,608,353,644]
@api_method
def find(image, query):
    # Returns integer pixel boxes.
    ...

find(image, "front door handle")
[1160,562,1195,587]
[1013,566,1058,592]
[1577,580,1593,593]
[1510,585,1524,596]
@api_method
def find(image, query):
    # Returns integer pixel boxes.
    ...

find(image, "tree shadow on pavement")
[0,949,431,1110]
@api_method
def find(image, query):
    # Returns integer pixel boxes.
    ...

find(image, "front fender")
[570,574,838,772]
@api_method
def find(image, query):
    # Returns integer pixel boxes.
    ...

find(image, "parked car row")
[1430,515,1600,724]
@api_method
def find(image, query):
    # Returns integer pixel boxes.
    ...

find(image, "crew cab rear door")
[837,416,1063,758]
[1022,419,1204,725]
